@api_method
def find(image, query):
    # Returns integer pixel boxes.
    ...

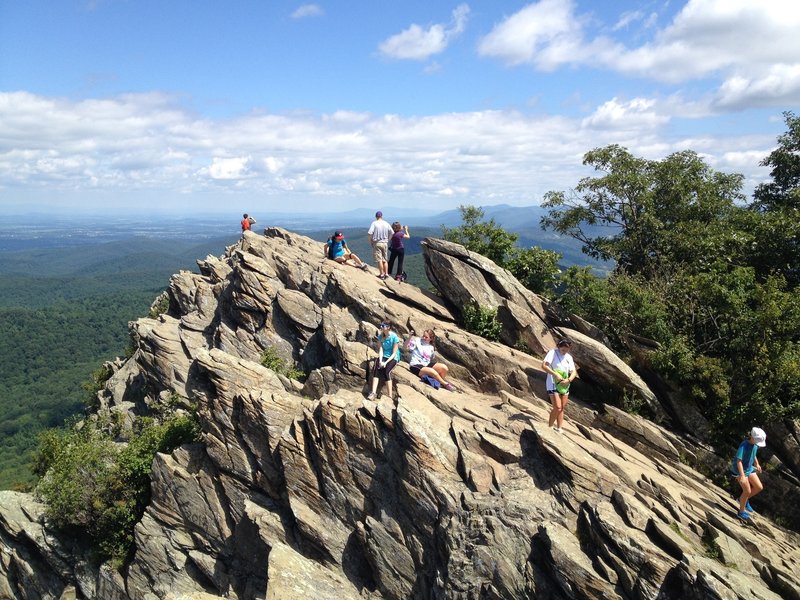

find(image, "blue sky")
[1,0,799,215]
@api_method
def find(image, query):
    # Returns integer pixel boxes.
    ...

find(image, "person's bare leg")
[737,476,752,513]
[739,471,764,512]
[432,363,449,381]
[419,366,445,384]
[557,395,569,429]
[548,394,559,428]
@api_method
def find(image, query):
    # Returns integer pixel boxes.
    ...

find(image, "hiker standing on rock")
[542,338,577,433]
[367,211,393,280]
[241,213,256,232]
[367,321,401,400]
[731,427,766,521]
[388,222,410,281]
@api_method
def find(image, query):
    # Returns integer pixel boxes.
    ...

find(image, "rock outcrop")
[1,228,799,599]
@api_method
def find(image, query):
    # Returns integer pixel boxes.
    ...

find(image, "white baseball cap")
[750,427,767,447]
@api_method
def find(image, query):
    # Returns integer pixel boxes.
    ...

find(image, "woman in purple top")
[388,222,410,281]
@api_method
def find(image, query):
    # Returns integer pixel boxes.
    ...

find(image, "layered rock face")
[1,228,799,600]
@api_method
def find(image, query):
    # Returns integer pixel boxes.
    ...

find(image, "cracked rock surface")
[1,228,798,599]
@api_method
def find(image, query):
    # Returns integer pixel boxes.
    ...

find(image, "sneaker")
[745,501,755,513]
[395,275,402,281]
[737,511,750,521]
[360,264,369,271]
[367,392,376,400]
[443,382,456,392]
[554,427,562,433]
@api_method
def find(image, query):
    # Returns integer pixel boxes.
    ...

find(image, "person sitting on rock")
[406,329,456,391]
[731,427,766,521]
[324,231,369,270]
[367,321,401,400]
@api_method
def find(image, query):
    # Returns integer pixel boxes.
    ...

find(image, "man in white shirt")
[367,210,394,280]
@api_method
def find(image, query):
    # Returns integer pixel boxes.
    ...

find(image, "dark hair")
[243,213,248,218]
[557,338,572,347]
[392,221,402,232]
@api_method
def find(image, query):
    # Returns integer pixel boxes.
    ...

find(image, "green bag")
[553,368,570,394]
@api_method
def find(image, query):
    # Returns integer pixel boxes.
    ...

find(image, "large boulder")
[2,229,798,600]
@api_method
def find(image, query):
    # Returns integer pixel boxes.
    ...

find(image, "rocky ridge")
[0,228,798,599]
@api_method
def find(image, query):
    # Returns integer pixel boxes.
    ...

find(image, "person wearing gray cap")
[731,426,766,521]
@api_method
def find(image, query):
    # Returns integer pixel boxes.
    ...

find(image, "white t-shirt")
[368,219,393,243]
[544,348,575,390]
[406,336,435,367]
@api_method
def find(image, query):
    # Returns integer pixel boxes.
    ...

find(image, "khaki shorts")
[372,240,388,263]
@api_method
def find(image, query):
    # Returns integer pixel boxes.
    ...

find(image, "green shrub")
[620,388,644,415]
[82,363,114,410]
[147,292,170,319]
[462,303,502,342]
[35,414,200,565]
[260,346,304,380]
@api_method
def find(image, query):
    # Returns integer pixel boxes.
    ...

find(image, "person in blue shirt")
[367,321,401,400]
[731,426,766,520]
[324,231,369,270]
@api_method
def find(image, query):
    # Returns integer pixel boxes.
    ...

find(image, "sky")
[1,0,799,216]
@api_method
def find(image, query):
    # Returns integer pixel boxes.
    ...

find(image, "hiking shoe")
[443,382,456,392]
[366,392,376,400]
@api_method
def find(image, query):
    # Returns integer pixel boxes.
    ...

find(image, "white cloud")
[206,157,252,180]
[582,97,670,131]
[291,4,323,19]
[478,0,800,108]
[379,4,470,61]
[713,64,800,109]
[613,10,644,31]
[0,90,779,213]
[477,0,611,69]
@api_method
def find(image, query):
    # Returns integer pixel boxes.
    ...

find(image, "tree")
[749,111,800,288]
[442,205,562,296]
[754,111,800,212]
[541,145,745,278]
[542,140,799,441]
[505,246,561,296]
[441,205,518,265]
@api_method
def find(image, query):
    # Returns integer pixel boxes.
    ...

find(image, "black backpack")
[326,235,335,260]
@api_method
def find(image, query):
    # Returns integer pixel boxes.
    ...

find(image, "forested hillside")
[0,235,237,488]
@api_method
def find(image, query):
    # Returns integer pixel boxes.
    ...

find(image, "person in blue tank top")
[367,321,401,401]
[730,426,766,520]
[324,231,369,270]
